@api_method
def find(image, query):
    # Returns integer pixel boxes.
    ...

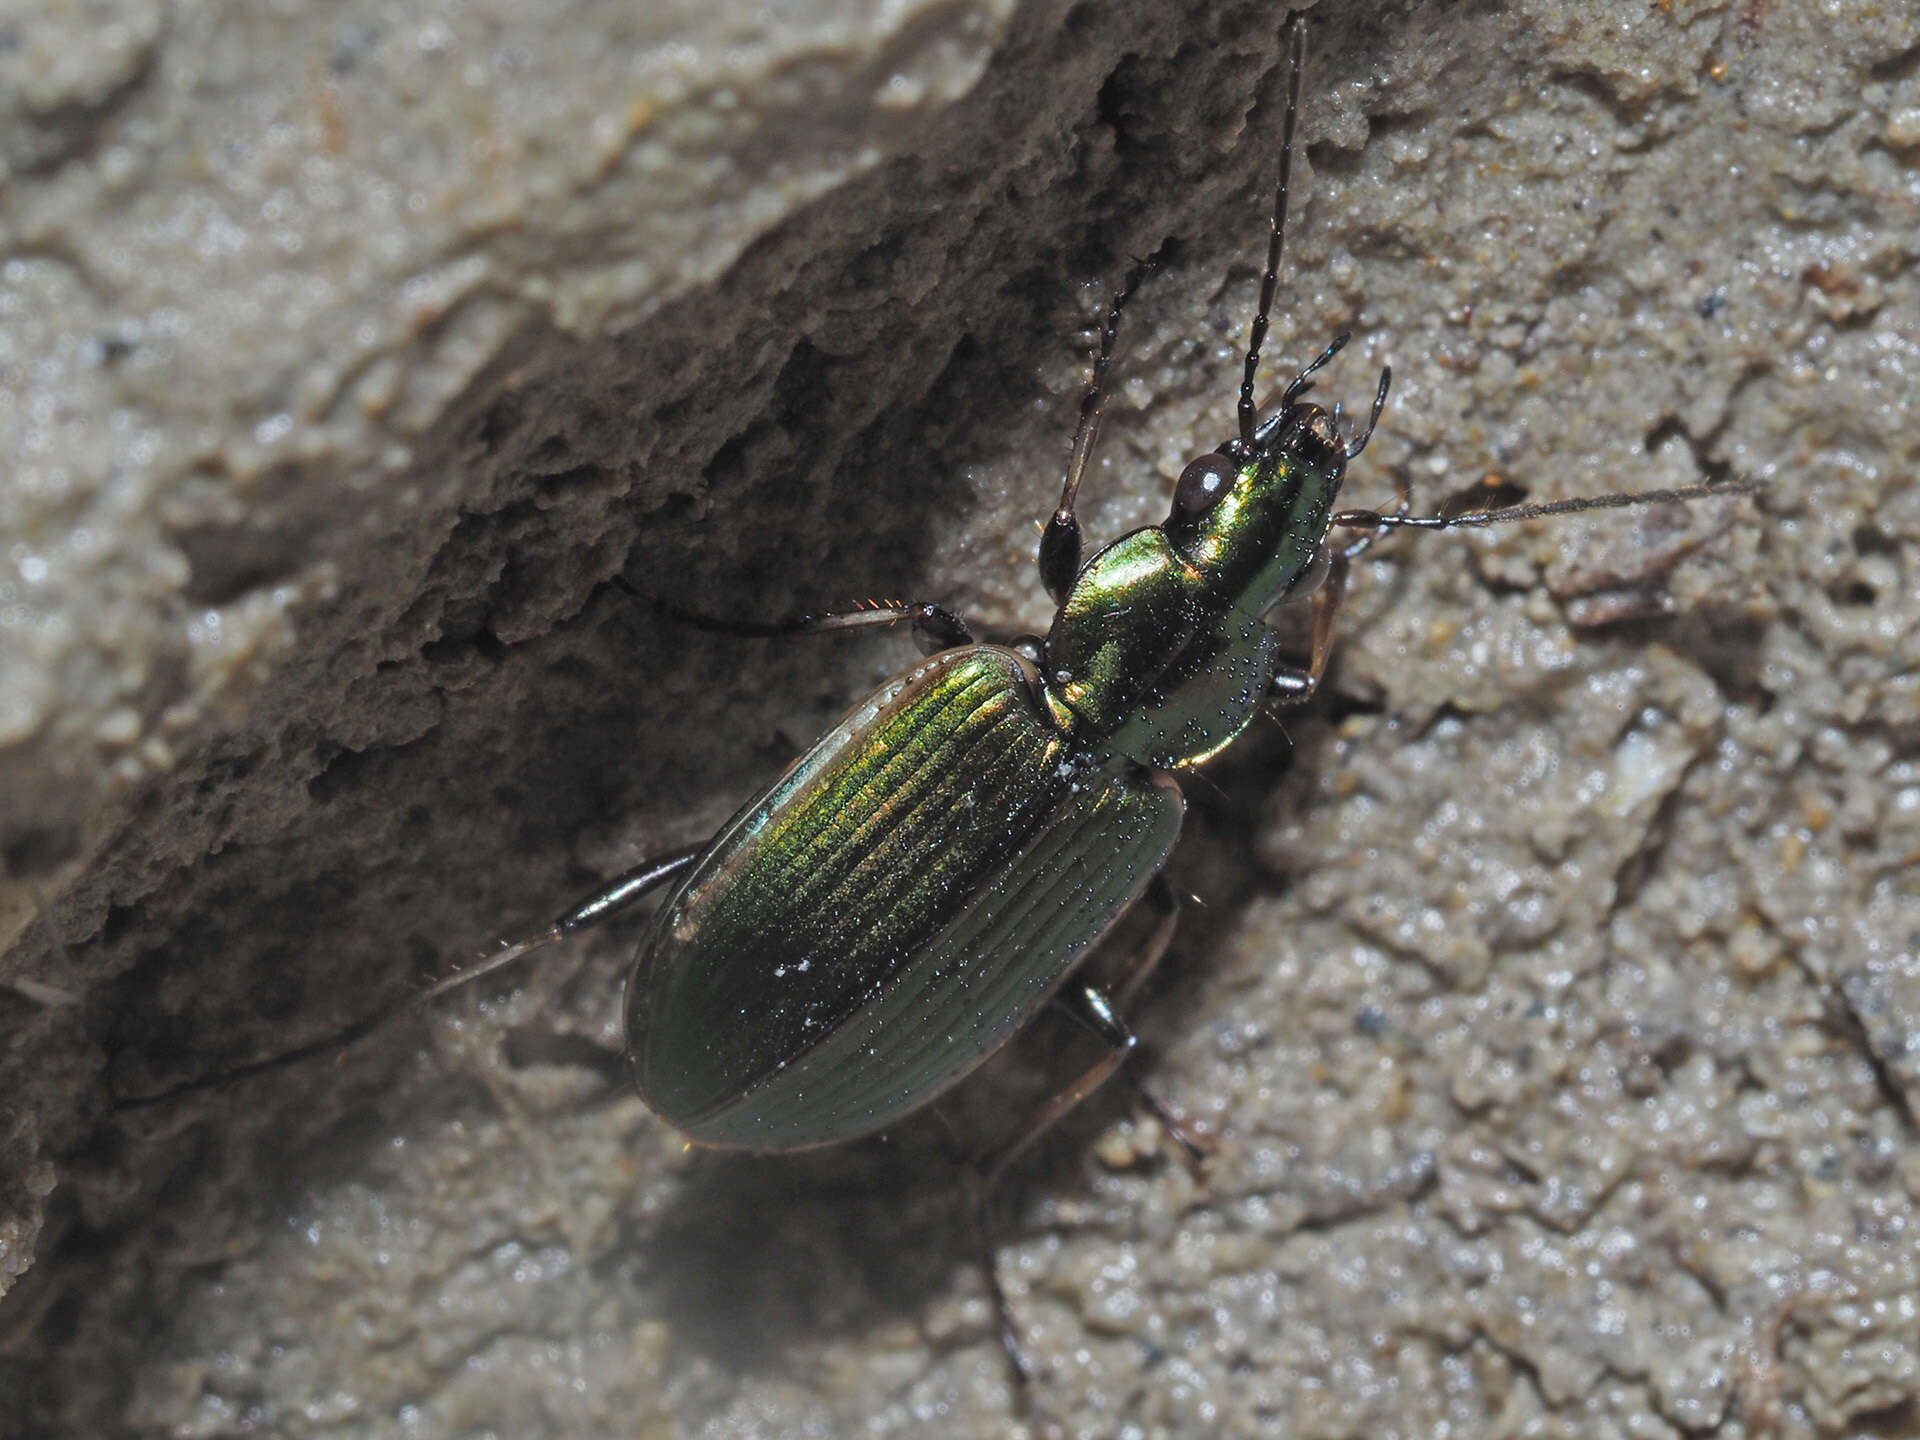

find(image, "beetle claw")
[1131,1078,1216,1167]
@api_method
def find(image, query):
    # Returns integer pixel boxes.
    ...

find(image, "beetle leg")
[1111,873,1179,1007]
[1039,257,1155,606]
[1328,476,1766,537]
[983,984,1136,1186]
[975,1190,1036,1385]
[976,980,1137,1382]
[1269,546,1350,707]
[1336,472,1414,562]
[115,845,705,1112]
[1098,877,1216,1163]
[639,582,973,656]
[982,876,1192,1188]
[975,963,1211,1379]
[419,843,706,1004]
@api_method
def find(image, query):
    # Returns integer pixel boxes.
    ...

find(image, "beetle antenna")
[1040,255,1157,603]
[1344,366,1392,459]
[1238,13,1307,451]
[1330,476,1767,535]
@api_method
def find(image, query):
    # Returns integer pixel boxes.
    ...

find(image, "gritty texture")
[1,0,1917,1436]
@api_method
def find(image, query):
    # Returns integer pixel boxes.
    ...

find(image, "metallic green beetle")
[476,19,1739,1161]
[135,14,1749,1381]
[478,20,1397,1166]
[423,18,1750,1377]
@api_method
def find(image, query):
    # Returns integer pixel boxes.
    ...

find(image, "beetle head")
[1162,369,1387,615]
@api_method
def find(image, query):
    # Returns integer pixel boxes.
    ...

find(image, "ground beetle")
[127,15,1758,1382]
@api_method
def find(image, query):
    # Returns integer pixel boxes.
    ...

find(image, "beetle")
[390,12,1754,1377]
[122,14,1757,1381]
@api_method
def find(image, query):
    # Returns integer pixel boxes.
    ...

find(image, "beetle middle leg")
[1101,874,1213,1162]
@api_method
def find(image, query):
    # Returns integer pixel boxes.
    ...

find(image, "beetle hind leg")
[975,873,1213,1380]
[114,845,705,1112]
[975,980,1139,1384]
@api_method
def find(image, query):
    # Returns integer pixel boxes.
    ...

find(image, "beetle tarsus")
[975,1174,1036,1387]
[111,1009,394,1112]
[1127,1073,1216,1165]
[115,843,707,1113]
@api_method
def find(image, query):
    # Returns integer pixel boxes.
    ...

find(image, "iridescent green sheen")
[627,646,1184,1147]
[1044,529,1210,733]
[626,430,1350,1150]
[1161,446,1342,618]
[1046,440,1345,769]
[1100,608,1286,770]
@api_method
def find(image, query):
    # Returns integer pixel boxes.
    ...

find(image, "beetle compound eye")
[1173,454,1238,517]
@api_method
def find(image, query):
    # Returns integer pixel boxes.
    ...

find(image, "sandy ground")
[3,0,1917,1435]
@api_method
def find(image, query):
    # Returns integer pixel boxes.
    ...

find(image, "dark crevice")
[1854,1398,1919,1436]
[2,821,82,877]
[1867,38,1920,81]
[1677,607,1770,709]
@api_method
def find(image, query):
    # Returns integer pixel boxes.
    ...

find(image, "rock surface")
[3,0,1917,1435]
